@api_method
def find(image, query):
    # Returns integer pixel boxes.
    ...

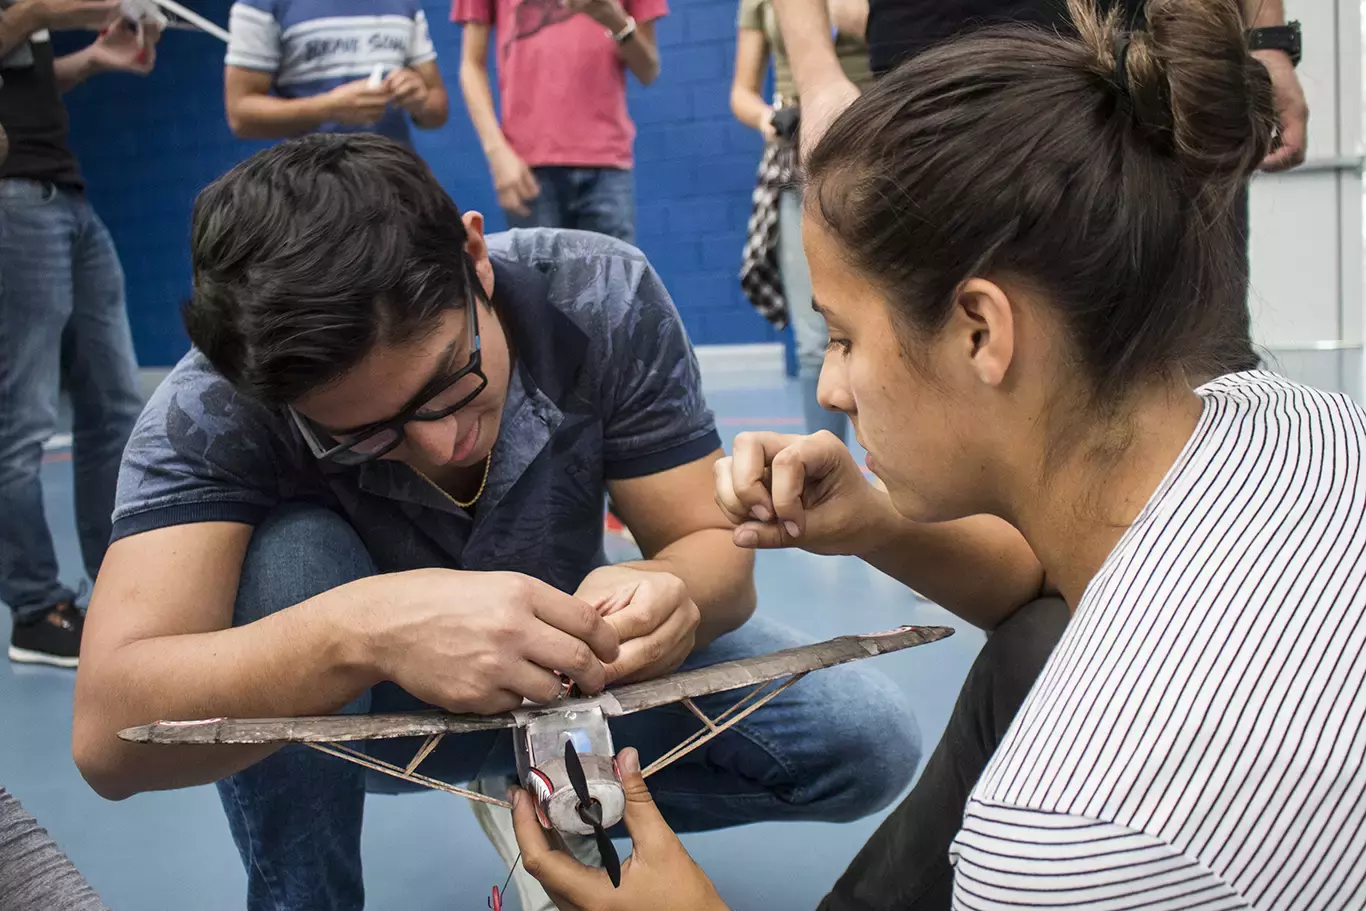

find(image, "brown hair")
[806,0,1276,400]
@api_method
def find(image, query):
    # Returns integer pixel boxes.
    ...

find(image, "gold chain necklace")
[417,455,492,509]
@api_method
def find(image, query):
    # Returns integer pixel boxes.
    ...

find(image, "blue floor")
[0,377,983,910]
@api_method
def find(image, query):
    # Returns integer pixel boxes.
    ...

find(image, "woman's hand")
[512,748,730,911]
[714,430,891,556]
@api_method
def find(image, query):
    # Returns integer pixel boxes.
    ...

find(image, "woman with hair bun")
[508,1,1366,908]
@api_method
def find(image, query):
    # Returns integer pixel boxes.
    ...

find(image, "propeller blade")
[595,825,621,888]
[563,737,591,806]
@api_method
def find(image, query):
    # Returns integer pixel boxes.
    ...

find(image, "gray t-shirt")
[112,229,719,592]
[0,788,106,911]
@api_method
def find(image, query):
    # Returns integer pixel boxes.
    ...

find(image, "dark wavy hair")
[807,0,1275,402]
[184,133,473,404]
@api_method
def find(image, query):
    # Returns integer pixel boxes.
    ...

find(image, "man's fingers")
[615,748,678,852]
[513,790,607,909]
[713,457,750,526]
[529,585,621,663]
[520,170,541,200]
[606,605,696,683]
[502,660,571,705]
[521,626,606,695]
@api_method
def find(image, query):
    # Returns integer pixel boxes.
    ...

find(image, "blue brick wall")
[53,0,783,367]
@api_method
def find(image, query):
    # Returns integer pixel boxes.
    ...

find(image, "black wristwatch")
[1247,21,1301,67]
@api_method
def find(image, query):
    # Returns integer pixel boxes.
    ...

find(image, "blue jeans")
[504,167,636,244]
[0,181,142,621]
[778,188,850,444]
[216,505,922,910]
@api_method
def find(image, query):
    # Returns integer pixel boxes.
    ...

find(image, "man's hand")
[86,19,159,75]
[1254,50,1308,172]
[716,430,889,555]
[562,0,630,32]
[366,569,620,715]
[29,0,120,31]
[514,747,731,911]
[383,67,429,116]
[489,145,540,217]
[797,76,860,161]
[322,76,392,126]
[576,564,700,685]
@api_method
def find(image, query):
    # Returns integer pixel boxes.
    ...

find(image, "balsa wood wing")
[118,625,953,746]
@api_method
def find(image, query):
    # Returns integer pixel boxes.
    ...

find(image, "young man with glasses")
[70,133,921,911]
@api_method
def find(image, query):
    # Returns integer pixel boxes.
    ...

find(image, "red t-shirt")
[452,0,668,170]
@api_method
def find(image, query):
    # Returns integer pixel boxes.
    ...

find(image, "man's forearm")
[0,0,42,60]
[459,61,510,157]
[616,29,658,84]
[772,0,848,100]
[413,85,449,129]
[53,48,101,93]
[227,93,335,139]
[73,578,382,801]
[628,529,757,646]
[853,494,1047,630]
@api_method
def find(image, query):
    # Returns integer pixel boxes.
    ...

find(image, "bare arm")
[616,17,659,85]
[52,48,99,92]
[609,451,757,647]
[0,0,44,58]
[457,23,509,157]
[72,523,382,800]
[224,66,335,138]
[771,0,847,102]
[1240,0,1307,170]
[730,28,772,133]
[1240,0,1282,27]
[408,59,449,128]
[851,493,1047,629]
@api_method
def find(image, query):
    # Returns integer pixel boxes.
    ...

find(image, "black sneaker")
[9,603,83,668]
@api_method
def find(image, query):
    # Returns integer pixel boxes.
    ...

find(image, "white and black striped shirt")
[950,371,1366,910]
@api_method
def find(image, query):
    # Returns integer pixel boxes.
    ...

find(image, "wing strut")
[641,673,807,779]
[305,741,513,809]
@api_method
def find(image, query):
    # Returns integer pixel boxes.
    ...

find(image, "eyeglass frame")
[288,270,488,466]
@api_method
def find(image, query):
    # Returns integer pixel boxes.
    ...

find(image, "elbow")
[72,721,136,802]
[226,111,256,140]
[640,63,660,86]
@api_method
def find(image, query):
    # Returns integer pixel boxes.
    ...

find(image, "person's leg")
[613,615,923,832]
[503,167,568,232]
[61,200,142,584]
[569,167,636,245]
[779,188,849,443]
[817,597,1071,911]
[0,181,80,623]
[215,504,377,911]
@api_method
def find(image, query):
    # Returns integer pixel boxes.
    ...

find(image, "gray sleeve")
[0,788,107,911]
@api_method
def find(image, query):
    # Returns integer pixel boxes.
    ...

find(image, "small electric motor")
[514,705,625,836]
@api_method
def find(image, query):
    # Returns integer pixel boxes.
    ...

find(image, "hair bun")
[1078,0,1276,190]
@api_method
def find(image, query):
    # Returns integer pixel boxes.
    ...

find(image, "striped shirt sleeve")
[224,0,281,71]
[951,802,1252,911]
[406,9,437,66]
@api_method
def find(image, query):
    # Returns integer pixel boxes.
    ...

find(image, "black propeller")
[563,738,622,888]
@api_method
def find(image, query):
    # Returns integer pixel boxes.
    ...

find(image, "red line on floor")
[715,416,805,426]
[42,451,72,464]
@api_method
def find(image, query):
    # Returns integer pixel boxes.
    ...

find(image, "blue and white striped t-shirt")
[225,0,437,145]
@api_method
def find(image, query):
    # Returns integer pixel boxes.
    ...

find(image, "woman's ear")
[954,278,1015,388]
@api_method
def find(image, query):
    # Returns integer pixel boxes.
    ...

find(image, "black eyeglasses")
[290,288,487,466]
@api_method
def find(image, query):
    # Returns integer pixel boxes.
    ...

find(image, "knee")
[233,504,377,626]
[801,666,922,822]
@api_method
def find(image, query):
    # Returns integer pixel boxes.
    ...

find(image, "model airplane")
[120,625,953,887]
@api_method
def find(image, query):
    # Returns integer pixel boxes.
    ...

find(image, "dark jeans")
[818,596,1071,911]
[504,166,636,244]
[216,504,923,911]
[0,180,142,620]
